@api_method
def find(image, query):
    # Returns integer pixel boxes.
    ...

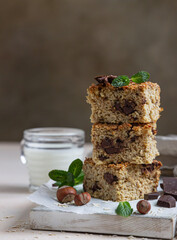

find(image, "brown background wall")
[0,0,177,141]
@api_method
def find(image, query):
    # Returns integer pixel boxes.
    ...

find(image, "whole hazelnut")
[137,200,151,214]
[74,192,91,206]
[57,186,77,203]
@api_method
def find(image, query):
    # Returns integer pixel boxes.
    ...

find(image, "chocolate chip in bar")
[122,100,136,115]
[105,147,121,154]
[144,192,160,200]
[104,172,118,185]
[163,177,177,200]
[157,195,176,208]
[101,137,113,148]
[114,101,123,112]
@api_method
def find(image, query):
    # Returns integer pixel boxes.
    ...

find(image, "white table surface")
[0,142,175,240]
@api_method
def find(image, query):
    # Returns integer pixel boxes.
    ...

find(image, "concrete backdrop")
[0,0,177,141]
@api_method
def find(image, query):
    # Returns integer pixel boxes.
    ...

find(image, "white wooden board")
[30,206,177,239]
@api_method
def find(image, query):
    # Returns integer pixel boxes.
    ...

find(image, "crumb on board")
[92,203,100,207]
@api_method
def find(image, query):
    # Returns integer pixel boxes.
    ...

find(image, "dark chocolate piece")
[101,137,113,148]
[157,195,176,208]
[130,136,139,142]
[95,75,117,84]
[141,161,161,175]
[164,191,177,201]
[144,192,160,200]
[104,172,118,185]
[122,100,136,115]
[163,177,177,200]
[95,75,107,84]
[115,138,124,148]
[92,182,101,192]
[107,75,117,83]
[105,147,121,154]
[114,101,123,112]
[163,177,177,191]
[98,155,108,161]
[160,183,164,190]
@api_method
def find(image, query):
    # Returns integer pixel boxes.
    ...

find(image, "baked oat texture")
[83,158,162,202]
[87,81,162,124]
[92,122,159,164]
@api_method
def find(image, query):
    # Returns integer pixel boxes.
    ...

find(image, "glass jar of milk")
[21,128,85,191]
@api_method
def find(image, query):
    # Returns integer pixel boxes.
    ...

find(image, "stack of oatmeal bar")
[83,75,162,201]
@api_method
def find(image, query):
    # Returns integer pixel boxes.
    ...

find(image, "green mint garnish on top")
[111,75,130,87]
[111,71,150,87]
[49,159,84,188]
[131,71,150,84]
[115,201,133,217]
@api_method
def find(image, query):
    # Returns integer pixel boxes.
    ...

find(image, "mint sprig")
[111,71,150,87]
[111,75,130,87]
[49,159,84,188]
[131,71,150,83]
[115,201,133,217]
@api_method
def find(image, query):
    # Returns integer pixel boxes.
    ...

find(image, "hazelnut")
[57,186,77,203]
[74,192,91,206]
[137,200,151,214]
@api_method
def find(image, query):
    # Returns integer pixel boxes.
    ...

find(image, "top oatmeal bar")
[87,75,162,124]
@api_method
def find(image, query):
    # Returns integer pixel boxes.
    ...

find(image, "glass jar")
[21,127,85,191]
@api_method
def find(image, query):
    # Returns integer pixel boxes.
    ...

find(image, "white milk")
[23,146,84,186]
[21,127,85,191]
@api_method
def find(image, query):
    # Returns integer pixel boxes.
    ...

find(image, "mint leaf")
[111,75,130,87]
[66,172,75,187]
[68,159,83,178]
[74,170,84,185]
[49,159,84,188]
[131,71,150,83]
[115,202,133,217]
[49,170,68,182]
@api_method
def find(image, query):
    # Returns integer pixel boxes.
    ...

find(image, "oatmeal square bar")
[87,77,162,124]
[83,158,162,202]
[92,122,159,164]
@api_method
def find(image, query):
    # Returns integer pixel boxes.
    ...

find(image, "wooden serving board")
[30,206,177,239]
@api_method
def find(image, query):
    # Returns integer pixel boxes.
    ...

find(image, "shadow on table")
[0,184,29,194]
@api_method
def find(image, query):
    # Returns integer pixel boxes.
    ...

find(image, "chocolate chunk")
[95,75,107,84]
[163,177,177,192]
[130,136,139,142]
[107,75,117,83]
[160,183,164,190]
[157,195,176,208]
[141,161,160,174]
[141,164,155,174]
[105,147,121,154]
[164,191,177,200]
[99,155,108,161]
[114,101,122,112]
[104,172,118,184]
[122,100,136,115]
[144,192,160,200]
[101,137,113,148]
[95,75,117,84]
[115,138,124,148]
[92,182,101,192]
[163,177,177,200]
